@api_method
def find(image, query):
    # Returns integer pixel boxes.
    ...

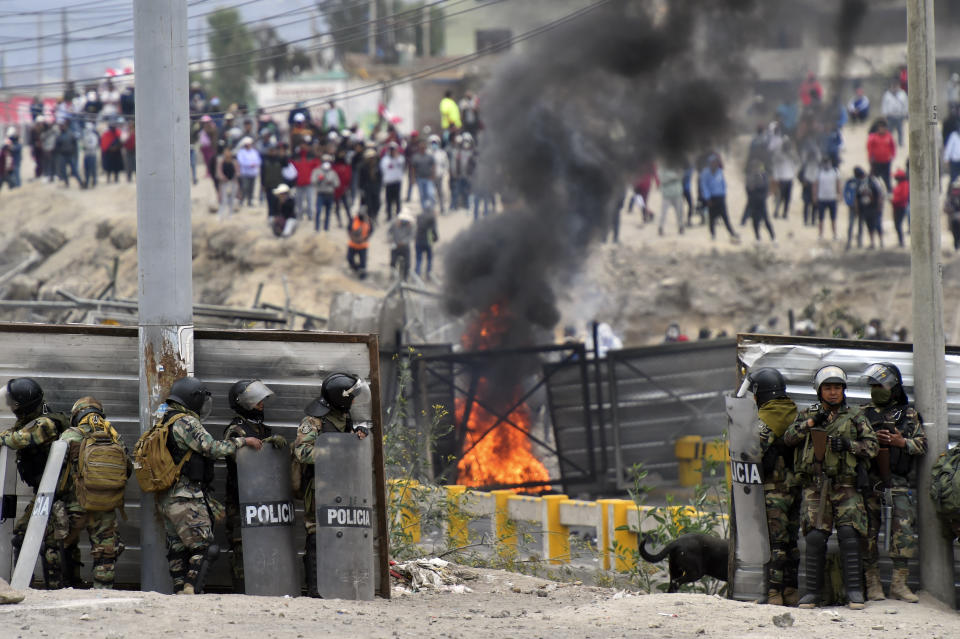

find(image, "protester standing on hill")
[891,169,910,247]
[415,203,438,280]
[813,157,841,240]
[769,132,797,219]
[347,206,373,278]
[81,123,99,189]
[854,166,885,249]
[699,153,738,241]
[100,120,124,183]
[881,81,909,147]
[312,160,340,232]
[867,119,896,193]
[216,148,238,220]
[439,91,462,144]
[658,165,685,236]
[357,148,383,222]
[744,160,774,241]
[332,151,353,221]
[54,121,82,188]
[380,142,405,221]
[235,137,261,208]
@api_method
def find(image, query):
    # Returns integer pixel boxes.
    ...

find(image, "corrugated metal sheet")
[0,324,387,594]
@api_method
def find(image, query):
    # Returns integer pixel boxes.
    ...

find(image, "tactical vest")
[861,405,914,478]
[15,411,70,490]
[165,414,215,487]
[794,405,860,480]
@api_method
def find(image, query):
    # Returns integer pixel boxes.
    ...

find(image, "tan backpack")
[74,418,128,512]
[133,411,192,493]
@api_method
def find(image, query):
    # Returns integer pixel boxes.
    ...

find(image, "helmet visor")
[0,384,13,413]
[348,378,372,425]
[863,364,897,390]
[237,380,274,411]
[199,392,213,420]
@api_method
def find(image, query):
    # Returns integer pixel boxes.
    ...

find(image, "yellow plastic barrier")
[703,439,731,485]
[491,489,517,560]
[674,435,703,486]
[445,485,469,548]
[611,499,638,571]
[388,479,421,543]
[541,494,569,564]
[596,498,618,570]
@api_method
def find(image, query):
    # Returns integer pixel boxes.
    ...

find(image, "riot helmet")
[1,378,44,419]
[228,379,274,422]
[168,376,213,419]
[305,372,369,418]
[747,367,787,407]
[71,396,104,427]
[813,365,846,406]
[863,362,907,406]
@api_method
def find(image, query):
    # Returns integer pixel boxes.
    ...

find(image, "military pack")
[72,418,128,512]
[133,411,191,493]
[929,446,960,515]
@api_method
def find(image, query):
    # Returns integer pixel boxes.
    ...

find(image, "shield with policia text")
[11,440,67,590]
[236,445,300,596]
[315,432,375,600]
[0,447,14,581]
[726,391,770,601]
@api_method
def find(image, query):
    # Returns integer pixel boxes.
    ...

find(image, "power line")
[0,0,470,91]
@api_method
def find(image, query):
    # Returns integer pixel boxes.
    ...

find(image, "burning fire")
[456,306,551,492]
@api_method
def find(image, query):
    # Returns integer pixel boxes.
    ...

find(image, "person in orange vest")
[347,206,373,279]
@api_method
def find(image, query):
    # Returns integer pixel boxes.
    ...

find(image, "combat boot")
[766,589,783,606]
[837,526,865,610]
[798,530,827,609]
[864,567,885,601]
[782,587,799,606]
[304,533,320,598]
[889,567,919,603]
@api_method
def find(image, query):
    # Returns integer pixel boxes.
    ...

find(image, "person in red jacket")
[332,150,353,221]
[292,142,319,221]
[891,168,910,247]
[866,119,896,192]
[799,72,823,108]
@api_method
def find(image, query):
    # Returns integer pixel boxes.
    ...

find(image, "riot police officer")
[156,376,262,594]
[859,363,925,603]
[783,366,878,609]
[747,367,801,606]
[292,372,369,597]
[222,379,286,592]
[0,378,70,588]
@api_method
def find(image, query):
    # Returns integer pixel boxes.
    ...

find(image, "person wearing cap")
[311,159,341,232]
[890,169,909,247]
[380,142,405,221]
[55,397,132,589]
[388,211,416,281]
[746,368,800,606]
[221,380,286,592]
[292,372,369,597]
[270,183,297,237]
[783,366,878,610]
[857,363,925,603]
[235,136,261,208]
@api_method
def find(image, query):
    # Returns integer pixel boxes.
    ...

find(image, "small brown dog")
[639,533,728,592]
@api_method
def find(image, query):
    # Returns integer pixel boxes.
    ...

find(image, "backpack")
[73,416,128,512]
[856,177,878,208]
[132,410,192,493]
[929,446,960,515]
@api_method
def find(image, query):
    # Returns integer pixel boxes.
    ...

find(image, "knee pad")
[837,525,859,543]
[206,544,220,562]
[805,529,829,552]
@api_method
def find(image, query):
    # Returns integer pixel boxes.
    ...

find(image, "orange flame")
[455,306,551,492]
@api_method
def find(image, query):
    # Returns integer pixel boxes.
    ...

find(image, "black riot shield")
[236,446,300,597]
[0,447,14,581]
[726,393,771,601]
[11,440,67,590]
[314,433,374,600]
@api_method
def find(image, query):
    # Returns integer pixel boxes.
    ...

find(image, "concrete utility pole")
[907,0,954,606]
[36,15,42,84]
[133,0,193,593]
[61,8,67,86]
[369,0,378,57]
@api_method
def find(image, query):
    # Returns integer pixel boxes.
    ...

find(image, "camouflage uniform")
[57,412,131,589]
[292,411,351,535]
[222,416,272,591]
[0,407,68,588]
[783,403,878,536]
[757,398,801,598]
[860,403,926,572]
[157,402,249,593]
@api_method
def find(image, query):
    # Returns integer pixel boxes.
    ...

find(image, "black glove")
[354,425,370,438]
[830,436,851,452]
[811,411,829,429]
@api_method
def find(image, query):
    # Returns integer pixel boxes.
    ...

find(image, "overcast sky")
[0,0,320,91]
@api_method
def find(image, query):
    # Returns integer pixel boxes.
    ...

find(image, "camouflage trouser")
[62,504,122,589]
[303,481,316,536]
[224,501,244,591]
[863,487,916,570]
[801,483,867,537]
[158,494,214,592]
[13,496,68,590]
[764,484,801,590]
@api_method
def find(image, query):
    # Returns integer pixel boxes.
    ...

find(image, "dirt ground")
[0,567,956,639]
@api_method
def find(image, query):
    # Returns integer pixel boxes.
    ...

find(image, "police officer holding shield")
[222,379,287,592]
[0,378,70,589]
[858,363,925,603]
[292,372,369,597]
[747,368,801,606]
[783,366,878,609]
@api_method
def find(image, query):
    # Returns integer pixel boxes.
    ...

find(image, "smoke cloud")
[442,0,868,360]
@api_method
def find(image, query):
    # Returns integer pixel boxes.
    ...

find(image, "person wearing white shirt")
[235,137,262,207]
[813,159,841,240]
[881,81,909,146]
[380,143,406,221]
